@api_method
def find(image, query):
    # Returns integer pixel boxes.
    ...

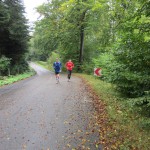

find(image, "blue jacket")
[53,62,62,72]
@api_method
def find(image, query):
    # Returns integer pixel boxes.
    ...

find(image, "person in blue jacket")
[53,58,62,83]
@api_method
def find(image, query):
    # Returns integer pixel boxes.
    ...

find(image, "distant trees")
[0,0,29,75]
[32,0,108,68]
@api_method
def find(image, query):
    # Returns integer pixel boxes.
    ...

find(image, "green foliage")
[92,52,113,80]
[109,1,150,98]
[0,55,11,75]
[47,51,60,71]
[129,94,150,117]
[32,0,110,69]
[10,60,29,75]
[81,61,94,74]
[0,1,9,26]
[31,0,66,61]
[128,94,150,128]
[35,61,49,70]
[0,0,29,75]
[0,55,11,70]
[0,0,10,55]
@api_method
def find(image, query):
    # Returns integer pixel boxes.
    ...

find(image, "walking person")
[53,58,62,84]
[65,59,74,82]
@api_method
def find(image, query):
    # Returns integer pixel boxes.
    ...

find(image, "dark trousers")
[67,70,72,79]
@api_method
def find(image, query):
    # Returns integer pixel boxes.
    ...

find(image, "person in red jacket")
[65,59,74,82]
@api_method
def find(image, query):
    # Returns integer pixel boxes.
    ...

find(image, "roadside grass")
[35,61,50,70]
[77,73,150,150]
[0,71,35,87]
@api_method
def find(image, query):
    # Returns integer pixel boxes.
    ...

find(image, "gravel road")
[0,63,101,150]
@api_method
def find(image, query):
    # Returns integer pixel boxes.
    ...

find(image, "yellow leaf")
[78,130,82,133]
[67,144,71,148]
[82,139,87,144]
[96,144,99,148]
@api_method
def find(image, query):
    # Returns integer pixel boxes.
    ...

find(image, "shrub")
[0,55,11,76]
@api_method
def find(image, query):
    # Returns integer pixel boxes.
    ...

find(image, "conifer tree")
[0,0,9,56]
[4,0,29,63]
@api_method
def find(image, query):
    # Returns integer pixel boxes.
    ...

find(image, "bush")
[130,94,150,116]
[82,61,94,74]
[92,52,113,80]
[10,60,29,75]
[109,34,150,98]
[0,55,11,76]
[47,51,60,71]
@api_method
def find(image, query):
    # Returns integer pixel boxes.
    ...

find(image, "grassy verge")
[0,71,35,87]
[35,61,50,70]
[77,73,150,150]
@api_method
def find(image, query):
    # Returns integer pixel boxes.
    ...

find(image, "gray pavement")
[0,63,101,150]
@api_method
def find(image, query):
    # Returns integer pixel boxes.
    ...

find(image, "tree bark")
[78,10,87,71]
[79,25,84,65]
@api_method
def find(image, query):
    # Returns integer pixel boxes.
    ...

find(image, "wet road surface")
[0,63,101,150]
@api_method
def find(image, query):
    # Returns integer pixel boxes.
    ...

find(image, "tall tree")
[4,0,29,66]
[0,0,10,55]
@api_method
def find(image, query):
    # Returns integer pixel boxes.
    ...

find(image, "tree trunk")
[8,68,10,76]
[78,10,87,71]
[79,25,84,65]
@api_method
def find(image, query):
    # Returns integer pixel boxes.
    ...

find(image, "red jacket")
[65,61,74,71]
